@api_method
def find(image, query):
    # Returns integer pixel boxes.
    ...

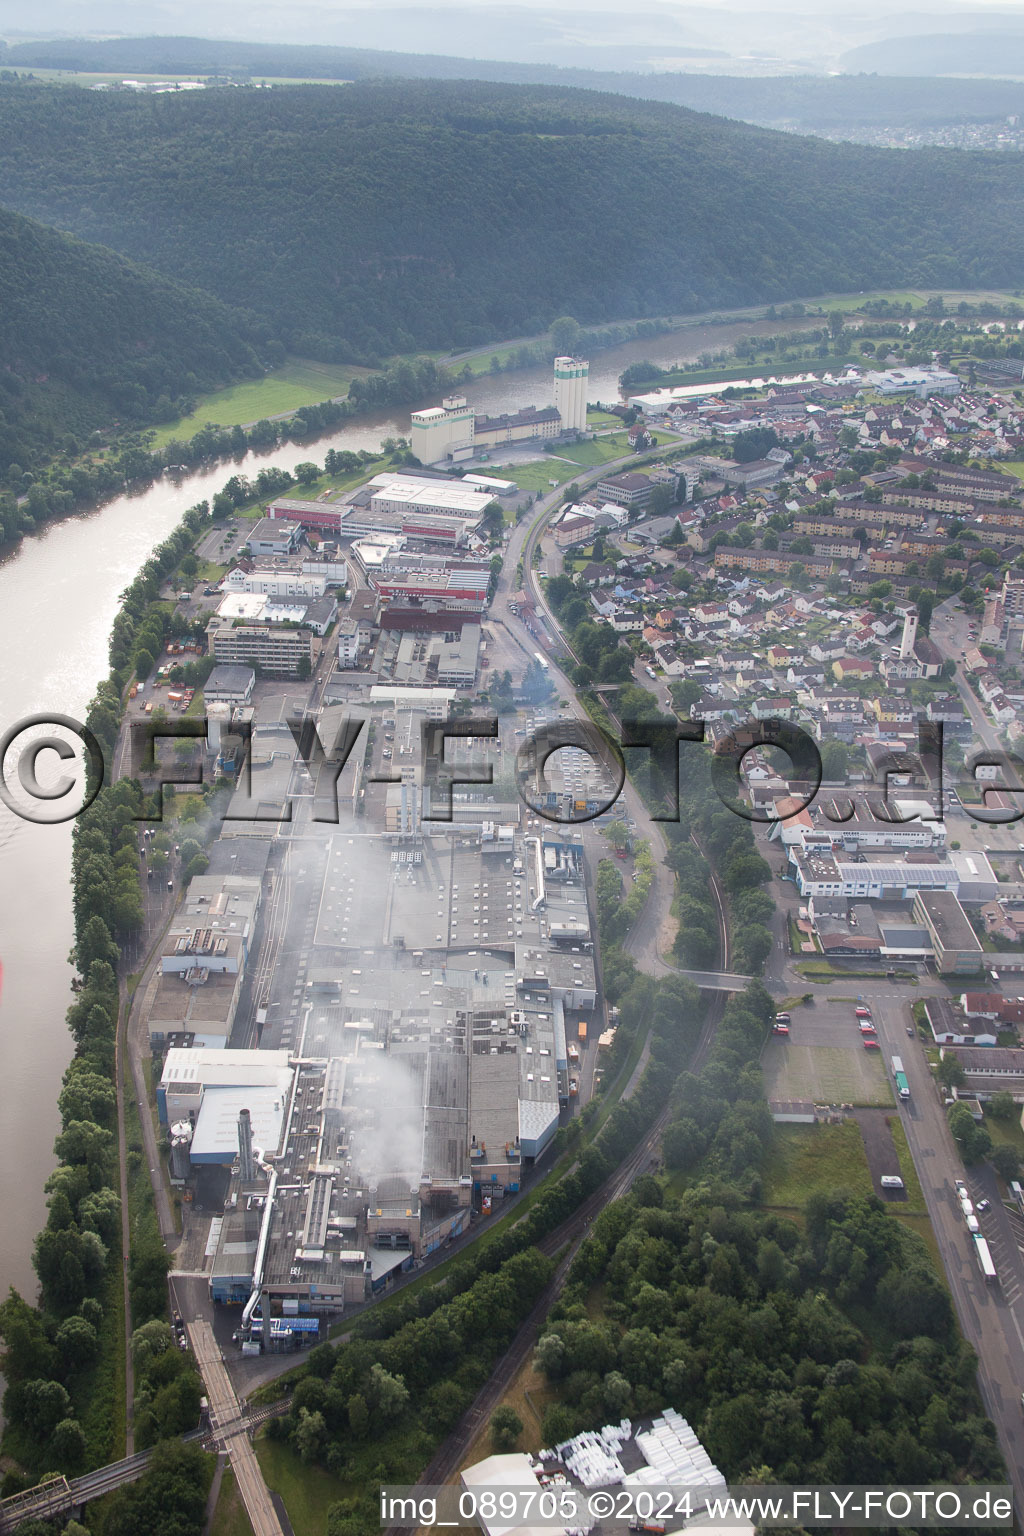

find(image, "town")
[7,335,1024,1536]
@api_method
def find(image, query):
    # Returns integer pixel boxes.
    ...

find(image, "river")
[0,309,821,1302]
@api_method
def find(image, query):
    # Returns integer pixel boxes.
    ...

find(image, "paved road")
[861,985,1024,1512]
[180,1302,286,1536]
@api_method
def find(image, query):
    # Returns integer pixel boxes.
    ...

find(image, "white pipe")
[529,836,546,911]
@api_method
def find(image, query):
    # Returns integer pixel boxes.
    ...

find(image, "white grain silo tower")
[899,605,919,660]
[169,1119,193,1183]
[553,356,589,433]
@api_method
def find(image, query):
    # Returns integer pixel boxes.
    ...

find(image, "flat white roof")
[217,592,267,621]
[191,1084,287,1160]
[161,1047,291,1089]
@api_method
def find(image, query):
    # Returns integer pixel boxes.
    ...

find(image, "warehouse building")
[913,890,985,974]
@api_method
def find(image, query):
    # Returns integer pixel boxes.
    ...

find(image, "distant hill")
[840,30,1024,78]
[6,35,1024,129]
[0,202,260,469]
[1,78,1023,367]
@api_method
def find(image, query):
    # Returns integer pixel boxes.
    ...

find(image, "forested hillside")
[7,35,1024,131]
[0,203,260,466]
[1,79,1023,364]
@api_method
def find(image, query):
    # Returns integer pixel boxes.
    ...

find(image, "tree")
[365,1363,409,1425]
[293,1407,328,1464]
[550,316,581,354]
[294,461,321,485]
[490,1405,523,1451]
[988,1091,1015,1121]
[937,1054,966,1092]
[21,1378,73,1437]
[947,1103,991,1165]
[534,1331,566,1379]
[348,1392,370,1436]
[989,1143,1020,1182]
[648,483,673,517]
[821,740,849,782]
[916,592,934,633]
[76,914,119,974]
[56,1315,99,1369]
[59,1069,116,1129]
[605,821,630,852]
[51,1417,86,1469]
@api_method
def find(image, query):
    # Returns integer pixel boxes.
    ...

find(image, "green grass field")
[553,432,638,466]
[210,1465,255,1536]
[762,1120,875,1208]
[764,1041,893,1106]
[256,1436,342,1533]
[983,1107,1024,1160]
[265,453,396,506]
[888,1117,928,1213]
[1002,461,1024,481]
[586,408,623,427]
[149,358,367,447]
[490,458,583,494]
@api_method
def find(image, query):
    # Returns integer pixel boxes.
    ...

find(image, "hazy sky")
[4,0,1024,75]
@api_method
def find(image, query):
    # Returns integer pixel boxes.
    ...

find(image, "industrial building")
[409,395,477,466]
[409,360,589,465]
[912,890,985,974]
[371,569,490,615]
[222,567,327,600]
[203,664,256,707]
[162,697,605,1332]
[144,874,263,1046]
[206,616,313,678]
[246,517,302,556]
[368,475,496,522]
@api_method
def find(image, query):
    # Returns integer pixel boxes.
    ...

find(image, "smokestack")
[238,1107,254,1183]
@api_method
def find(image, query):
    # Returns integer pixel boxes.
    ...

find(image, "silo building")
[553,356,589,433]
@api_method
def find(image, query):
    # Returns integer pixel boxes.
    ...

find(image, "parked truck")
[891,1055,910,1101]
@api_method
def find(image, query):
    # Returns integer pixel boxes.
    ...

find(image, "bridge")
[0,1399,288,1532]
[673,968,754,992]
[0,1450,159,1531]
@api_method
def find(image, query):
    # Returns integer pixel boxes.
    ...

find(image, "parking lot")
[763,995,894,1107]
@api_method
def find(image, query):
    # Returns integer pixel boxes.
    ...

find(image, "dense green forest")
[6,36,1024,130]
[1,79,1024,365]
[0,203,260,467]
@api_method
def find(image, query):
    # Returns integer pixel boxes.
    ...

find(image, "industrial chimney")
[238,1107,255,1183]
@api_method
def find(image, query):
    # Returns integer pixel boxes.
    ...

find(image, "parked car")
[862,1039,881,1051]
[855,1006,872,1019]
[977,1198,991,1213]
[906,1025,914,1036]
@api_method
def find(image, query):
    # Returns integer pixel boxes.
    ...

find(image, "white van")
[880,1175,905,1191]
